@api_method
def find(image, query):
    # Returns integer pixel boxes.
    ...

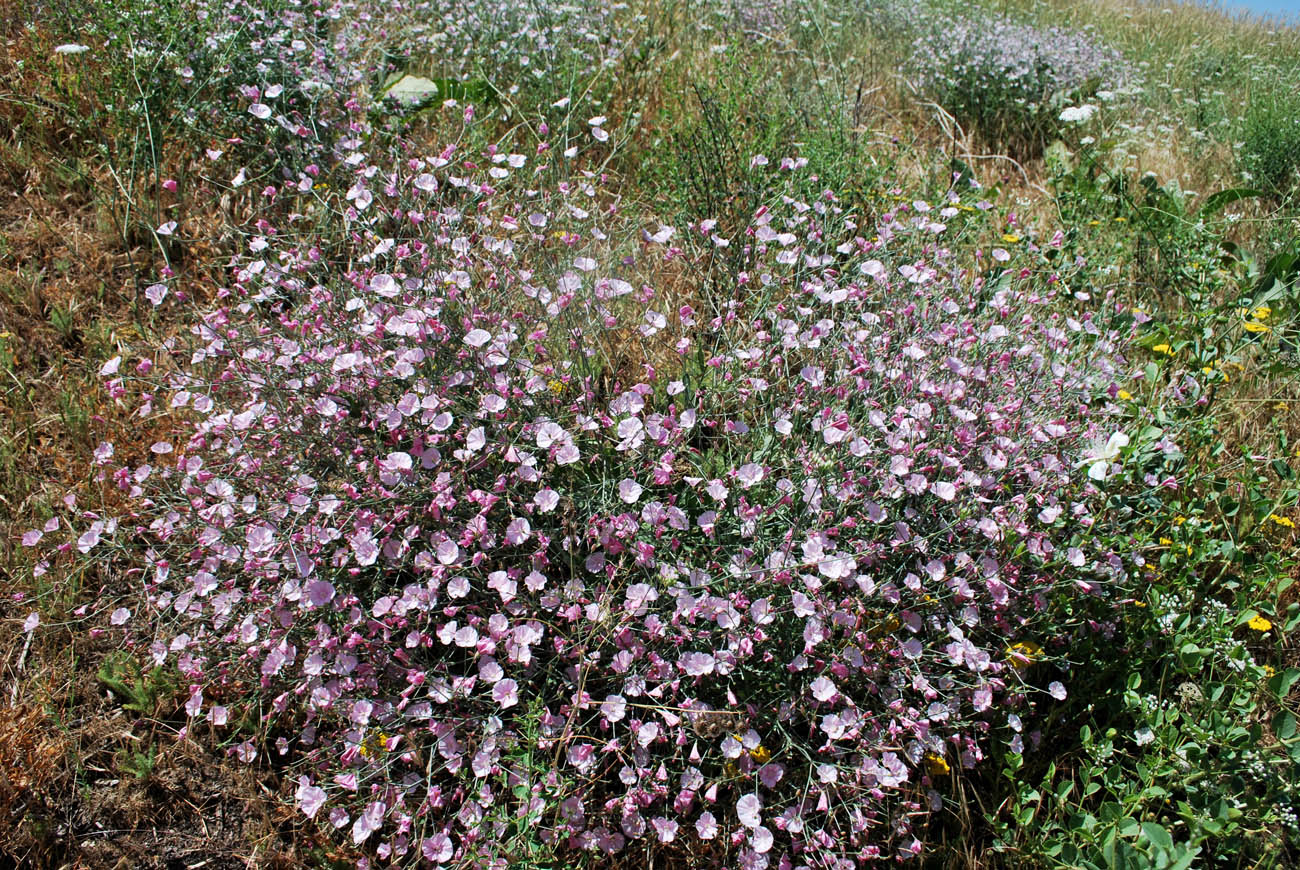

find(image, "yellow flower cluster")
[1241,305,1272,334]
[1006,641,1043,672]
[360,731,392,758]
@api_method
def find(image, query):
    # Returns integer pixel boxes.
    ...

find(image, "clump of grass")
[1240,87,1300,199]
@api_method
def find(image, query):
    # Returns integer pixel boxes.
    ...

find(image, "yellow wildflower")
[1268,514,1295,529]
[360,731,391,758]
[1001,233,1021,243]
[1159,537,1173,546]
[1152,344,1173,355]
[1248,615,1272,632]
[1251,306,1271,321]
[547,378,565,395]
[1244,321,1271,334]
[750,745,772,764]
[1264,665,1276,678]
[1118,389,1132,400]
[923,753,951,776]
[1173,516,1187,525]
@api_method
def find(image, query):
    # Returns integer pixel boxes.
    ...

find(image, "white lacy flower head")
[54,43,90,55]
[1059,103,1098,123]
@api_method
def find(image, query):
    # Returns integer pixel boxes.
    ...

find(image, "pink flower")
[652,817,678,843]
[351,800,385,844]
[77,522,103,553]
[296,777,327,818]
[618,478,643,504]
[736,463,764,488]
[810,676,837,702]
[422,833,454,863]
[737,794,762,828]
[93,442,114,464]
[306,580,336,608]
[505,517,531,545]
[535,488,560,512]
[493,679,519,709]
[637,722,660,747]
[680,652,715,676]
[246,524,275,554]
[601,694,627,723]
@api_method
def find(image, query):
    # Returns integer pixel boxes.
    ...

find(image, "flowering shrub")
[911,13,1130,154]
[26,111,1143,867]
[19,0,1165,867]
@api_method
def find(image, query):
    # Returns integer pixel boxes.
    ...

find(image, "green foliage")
[96,651,178,718]
[638,44,865,235]
[1240,88,1300,200]
[114,743,158,780]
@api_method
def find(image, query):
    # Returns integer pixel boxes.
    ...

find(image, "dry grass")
[0,8,326,866]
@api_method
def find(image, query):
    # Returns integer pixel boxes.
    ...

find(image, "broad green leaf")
[1140,822,1173,850]
[1268,667,1300,699]
[1274,709,1298,741]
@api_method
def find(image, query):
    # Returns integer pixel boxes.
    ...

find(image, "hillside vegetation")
[2,0,1299,867]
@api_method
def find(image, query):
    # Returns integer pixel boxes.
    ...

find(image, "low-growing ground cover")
[2,0,1298,867]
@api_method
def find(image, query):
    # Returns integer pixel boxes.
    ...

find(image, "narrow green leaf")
[1198,187,1263,217]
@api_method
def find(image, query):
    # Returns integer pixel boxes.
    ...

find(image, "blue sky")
[1216,0,1300,22]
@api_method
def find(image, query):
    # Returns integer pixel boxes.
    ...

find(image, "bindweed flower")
[22,9,1148,861]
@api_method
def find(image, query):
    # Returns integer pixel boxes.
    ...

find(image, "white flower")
[1059,104,1098,124]
[54,43,90,56]
[1078,431,1129,481]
